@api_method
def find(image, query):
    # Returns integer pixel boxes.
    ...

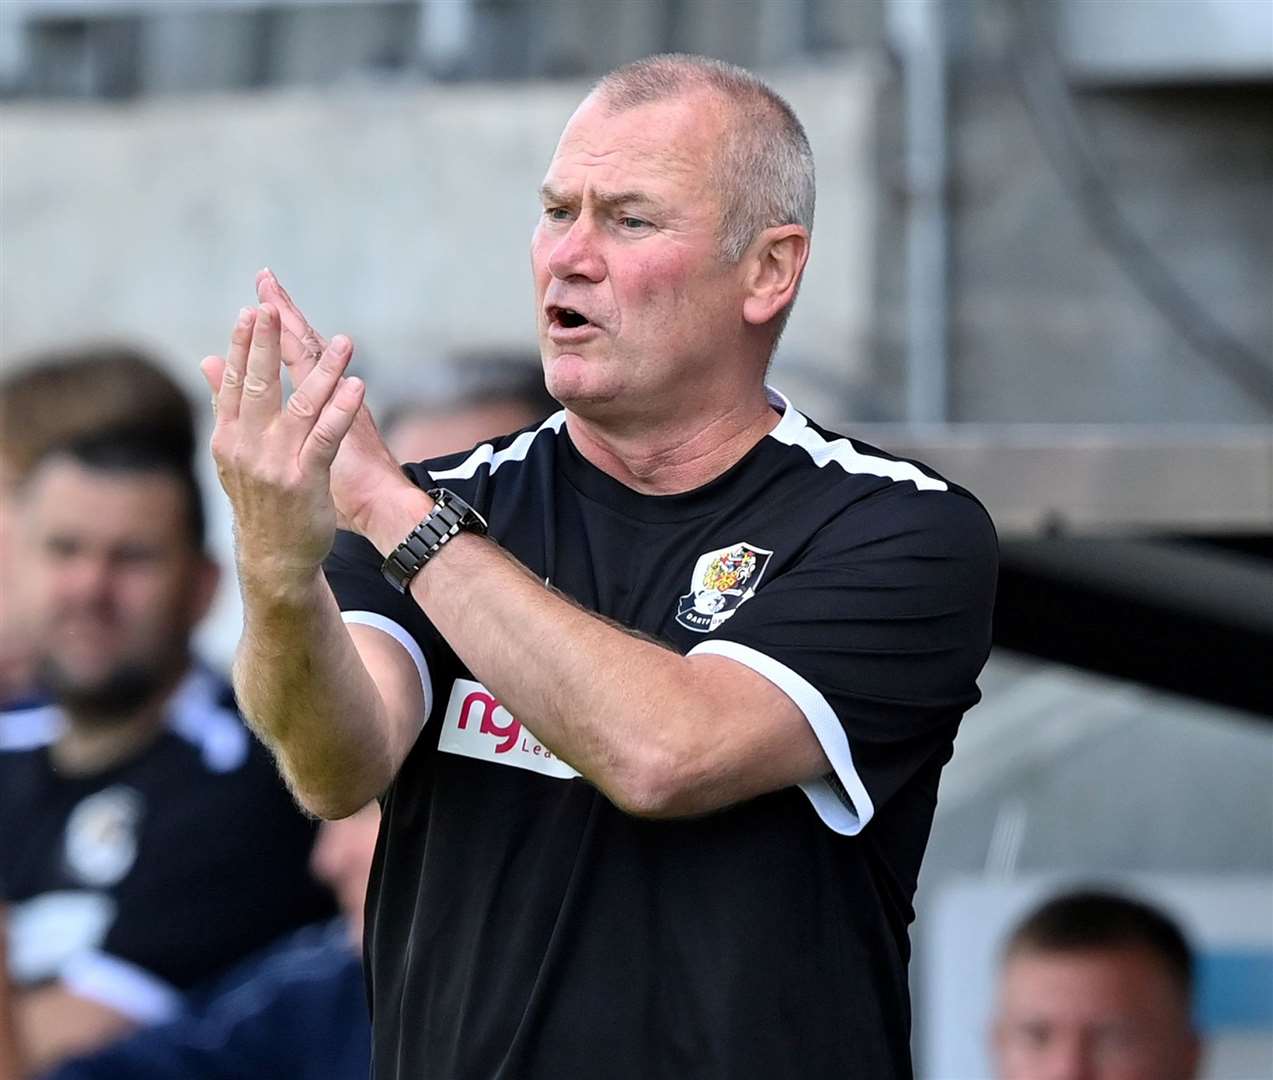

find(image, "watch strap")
[381,488,487,594]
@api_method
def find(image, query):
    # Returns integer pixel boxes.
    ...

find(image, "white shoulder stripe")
[165,668,249,773]
[0,706,63,751]
[765,387,947,492]
[428,411,568,482]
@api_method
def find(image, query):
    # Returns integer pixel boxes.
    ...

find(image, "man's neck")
[51,672,185,777]
[565,390,781,496]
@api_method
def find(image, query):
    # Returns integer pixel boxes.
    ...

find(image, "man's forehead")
[999,946,1188,1013]
[547,91,724,185]
[26,459,183,526]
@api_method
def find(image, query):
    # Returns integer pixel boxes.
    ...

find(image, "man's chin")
[36,659,169,720]
[544,360,619,409]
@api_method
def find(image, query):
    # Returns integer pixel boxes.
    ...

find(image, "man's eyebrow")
[538,183,571,206]
[538,184,664,211]
[594,189,663,210]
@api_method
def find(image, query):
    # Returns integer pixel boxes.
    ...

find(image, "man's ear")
[189,556,222,628]
[741,225,810,327]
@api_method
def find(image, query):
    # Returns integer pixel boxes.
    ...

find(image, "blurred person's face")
[992,946,1201,1080]
[386,399,548,463]
[532,92,752,424]
[17,457,218,718]
[0,454,38,702]
[310,803,381,947]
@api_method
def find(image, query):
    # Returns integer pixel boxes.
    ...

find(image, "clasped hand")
[201,271,403,581]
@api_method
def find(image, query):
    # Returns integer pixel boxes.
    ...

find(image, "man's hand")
[198,301,430,818]
[202,304,364,588]
[257,269,407,536]
[203,273,411,539]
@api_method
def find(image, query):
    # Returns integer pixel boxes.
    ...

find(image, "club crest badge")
[63,785,144,888]
[675,541,773,633]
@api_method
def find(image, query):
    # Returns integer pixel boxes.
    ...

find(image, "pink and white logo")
[437,679,579,780]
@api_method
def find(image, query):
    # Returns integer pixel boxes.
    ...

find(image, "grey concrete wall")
[948,80,1273,423]
[868,1,1273,423]
[0,63,880,661]
[0,64,878,402]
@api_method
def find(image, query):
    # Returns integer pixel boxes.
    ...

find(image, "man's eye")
[544,207,572,223]
[1016,1021,1051,1048]
[618,216,650,230]
[45,537,80,559]
[1093,1026,1137,1053]
[115,546,159,566]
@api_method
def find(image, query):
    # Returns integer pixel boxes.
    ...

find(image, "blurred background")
[1,0,1270,1075]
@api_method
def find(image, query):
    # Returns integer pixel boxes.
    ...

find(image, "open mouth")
[548,306,593,330]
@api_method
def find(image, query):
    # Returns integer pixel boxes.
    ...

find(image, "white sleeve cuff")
[687,639,875,836]
[59,949,183,1025]
[342,611,434,722]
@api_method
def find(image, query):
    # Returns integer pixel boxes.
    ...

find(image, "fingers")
[214,307,256,424]
[240,302,284,425]
[257,268,328,380]
[282,334,353,434]
[300,376,365,473]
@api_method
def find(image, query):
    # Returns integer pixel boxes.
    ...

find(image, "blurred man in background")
[0,347,195,712]
[37,365,548,1080]
[992,888,1202,1080]
[0,425,331,1077]
[378,353,556,464]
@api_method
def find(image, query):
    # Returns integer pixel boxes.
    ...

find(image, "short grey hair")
[592,54,816,264]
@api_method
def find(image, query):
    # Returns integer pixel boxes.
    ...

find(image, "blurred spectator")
[32,359,558,1079]
[0,346,194,709]
[991,887,1202,1080]
[5,359,555,1078]
[379,351,557,463]
[43,806,380,1080]
[0,428,332,1077]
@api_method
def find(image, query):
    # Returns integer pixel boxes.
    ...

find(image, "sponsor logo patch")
[438,679,579,780]
[675,541,773,633]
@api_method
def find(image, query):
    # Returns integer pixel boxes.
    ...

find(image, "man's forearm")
[416,536,690,811]
[235,568,413,818]
[367,522,822,818]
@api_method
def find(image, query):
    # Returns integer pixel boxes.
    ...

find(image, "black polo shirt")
[0,668,333,1023]
[326,389,998,1079]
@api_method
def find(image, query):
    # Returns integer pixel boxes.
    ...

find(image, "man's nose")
[61,554,114,603]
[547,217,605,282]
[1038,1036,1096,1080]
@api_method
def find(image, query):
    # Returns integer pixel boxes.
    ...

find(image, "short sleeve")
[688,487,998,835]
[324,528,447,723]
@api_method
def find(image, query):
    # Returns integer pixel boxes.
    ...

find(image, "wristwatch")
[380,488,488,594]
